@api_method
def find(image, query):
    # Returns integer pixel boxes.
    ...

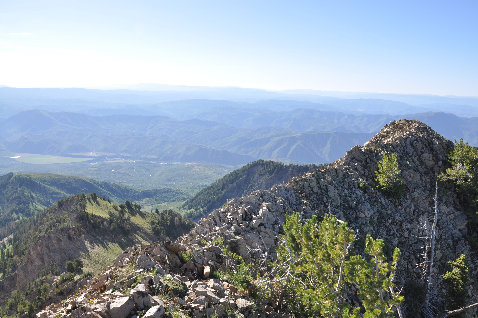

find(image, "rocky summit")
[35,120,477,317]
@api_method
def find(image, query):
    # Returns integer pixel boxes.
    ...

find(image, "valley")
[0,155,231,194]
[0,118,477,317]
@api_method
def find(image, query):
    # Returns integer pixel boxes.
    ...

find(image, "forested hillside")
[183,160,318,220]
[0,172,188,236]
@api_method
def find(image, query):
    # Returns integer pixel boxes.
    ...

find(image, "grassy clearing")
[129,212,152,233]
[82,242,124,275]
[82,197,153,275]
[134,233,150,245]
[86,196,153,237]
[86,198,116,218]
[13,154,92,164]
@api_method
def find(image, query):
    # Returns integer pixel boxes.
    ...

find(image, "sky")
[0,0,477,96]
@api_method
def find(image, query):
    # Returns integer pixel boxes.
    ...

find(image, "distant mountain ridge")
[2,87,478,117]
[2,109,478,166]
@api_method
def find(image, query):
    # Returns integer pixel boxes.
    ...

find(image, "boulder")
[136,254,157,270]
[108,296,134,318]
[143,304,165,318]
[164,242,186,254]
[193,295,208,307]
[203,265,210,278]
[130,284,157,309]
[36,310,53,318]
[236,298,253,310]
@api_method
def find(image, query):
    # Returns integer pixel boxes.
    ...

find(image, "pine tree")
[266,213,403,317]
[375,152,405,198]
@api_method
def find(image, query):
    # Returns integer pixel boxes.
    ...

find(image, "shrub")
[442,254,469,311]
[66,258,83,274]
[150,209,194,241]
[440,139,478,247]
[59,272,75,284]
[163,274,188,298]
[179,250,194,263]
[440,139,478,203]
[375,152,405,198]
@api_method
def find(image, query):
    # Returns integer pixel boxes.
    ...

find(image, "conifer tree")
[267,213,403,317]
[375,152,405,198]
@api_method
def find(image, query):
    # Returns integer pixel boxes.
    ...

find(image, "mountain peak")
[336,119,453,179]
[365,119,448,148]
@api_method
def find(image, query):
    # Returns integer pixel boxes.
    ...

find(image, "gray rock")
[236,298,253,309]
[193,295,208,307]
[143,304,165,318]
[136,254,157,270]
[36,310,53,318]
[70,307,102,318]
[203,265,210,278]
[108,296,134,318]
[130,284,157,309]
[194,286,209,296]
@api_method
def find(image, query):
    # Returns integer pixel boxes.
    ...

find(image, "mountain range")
[1,109,478,168]
[2,87,478,196]
[2,87,478,117]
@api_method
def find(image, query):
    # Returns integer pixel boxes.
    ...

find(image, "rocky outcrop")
[182,159,317,220]
[39,239,270,318]
[180,119,476,315]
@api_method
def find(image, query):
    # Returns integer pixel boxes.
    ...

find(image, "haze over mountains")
[1,87,478,176]
[2,86,478,116]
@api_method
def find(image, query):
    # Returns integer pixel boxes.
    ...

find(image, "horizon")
[1,1,477,96]
[1,84,478,100]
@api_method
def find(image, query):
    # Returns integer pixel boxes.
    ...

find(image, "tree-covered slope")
[0,172,189,231]
[183,160,318,220]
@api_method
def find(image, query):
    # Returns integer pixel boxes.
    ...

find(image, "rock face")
[34,120,478,317]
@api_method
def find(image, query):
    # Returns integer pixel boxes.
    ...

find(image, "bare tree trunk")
[423,181,439,317]
[442,302,478,317]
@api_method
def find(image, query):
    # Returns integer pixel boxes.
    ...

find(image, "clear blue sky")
[0,0,477,96]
